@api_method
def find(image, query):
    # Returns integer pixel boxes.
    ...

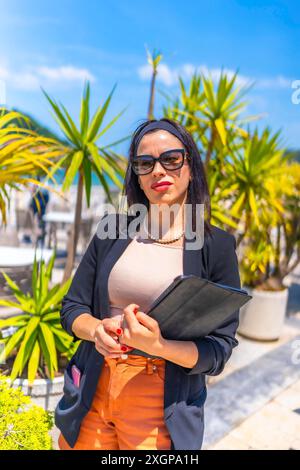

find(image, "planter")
[8,375,64,412]
[237,286,289,341]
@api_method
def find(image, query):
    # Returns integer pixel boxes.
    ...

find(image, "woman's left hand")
[118,303,166,356]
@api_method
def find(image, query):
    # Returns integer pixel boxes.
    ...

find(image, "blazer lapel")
[183,234,203,277]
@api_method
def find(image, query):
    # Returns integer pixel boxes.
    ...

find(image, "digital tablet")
[128,274,252,358]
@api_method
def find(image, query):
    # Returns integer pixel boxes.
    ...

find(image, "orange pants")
[58,354,172,450]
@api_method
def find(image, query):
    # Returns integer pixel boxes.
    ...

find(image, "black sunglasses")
[132,148,190,175]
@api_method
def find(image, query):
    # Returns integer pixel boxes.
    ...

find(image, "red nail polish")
[121,346,128,351]
[134,307,139,315]
[116,328,122,335]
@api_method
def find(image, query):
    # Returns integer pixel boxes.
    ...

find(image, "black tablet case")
[127,274,252,358]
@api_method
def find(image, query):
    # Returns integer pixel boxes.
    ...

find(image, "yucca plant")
[163,70,259,170]
[0,251,76,385]
[241,226,276,288]
[0,109,66,225]
[42,81,129,281]
[200,70,252,170]
[160,68,300,291]
[162,72,206,137]
[278,161,300,277]
[225,127,294,243]
[208,169,239,230]
[240,159,300,290]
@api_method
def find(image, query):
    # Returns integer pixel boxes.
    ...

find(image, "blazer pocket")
[186,385,207,407]
[56,364,87,415]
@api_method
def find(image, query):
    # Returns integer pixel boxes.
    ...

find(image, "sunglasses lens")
[161,151,184,169]
[132,150,186,174]
[132,157,153,174]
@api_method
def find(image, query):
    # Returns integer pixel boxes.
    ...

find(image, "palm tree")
[43,81,129,281]
[146,47,163,119]
[9,107,68,142]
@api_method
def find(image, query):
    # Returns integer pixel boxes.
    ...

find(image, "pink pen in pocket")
[71,365,81,388]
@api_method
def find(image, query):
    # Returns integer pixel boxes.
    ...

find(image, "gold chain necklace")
[143,211,185,244]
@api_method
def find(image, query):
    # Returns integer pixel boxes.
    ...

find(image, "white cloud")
[12,72,40,91]
[37,65,95,82]
[137,63,251,88]
[138,64,153,80]
[137,62,293,90]
[0,64,95,91]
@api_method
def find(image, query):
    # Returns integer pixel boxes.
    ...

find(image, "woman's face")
[135,130,191,207]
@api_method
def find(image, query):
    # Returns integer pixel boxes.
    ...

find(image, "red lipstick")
[151,181,173,191]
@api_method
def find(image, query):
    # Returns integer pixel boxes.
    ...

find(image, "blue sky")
[0,0,299,152]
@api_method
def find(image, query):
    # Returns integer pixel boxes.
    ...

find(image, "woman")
[56,118,241,451]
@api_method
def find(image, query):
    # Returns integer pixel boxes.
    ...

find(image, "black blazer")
[55,214,241,450]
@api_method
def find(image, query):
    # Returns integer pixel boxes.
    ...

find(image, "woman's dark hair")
[121,117,212,237]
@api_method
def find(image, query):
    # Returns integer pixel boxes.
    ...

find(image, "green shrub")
[0,375,53,450]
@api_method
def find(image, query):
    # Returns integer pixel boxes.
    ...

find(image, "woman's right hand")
[91,316,134,358]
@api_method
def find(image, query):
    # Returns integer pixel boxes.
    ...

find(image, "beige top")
[108,228,183,318]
